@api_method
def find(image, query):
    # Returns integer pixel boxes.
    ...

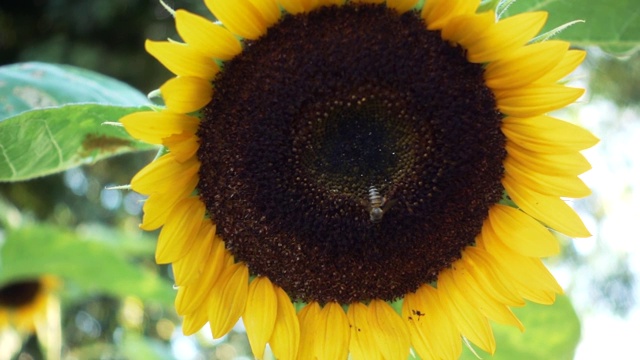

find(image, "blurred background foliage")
[0,0,639,359]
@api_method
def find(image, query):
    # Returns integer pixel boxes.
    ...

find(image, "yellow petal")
[465,12,548,63]
[502,116,599,153]
[478,231,562,304]
[495,84,584,117]
[422,0,481,30]
[489,204,560,257]
[317,302,350,360]
[297,302,321,360]
[506,140,592,176]
[441,11,494,45]
[248,0,282,27]
[386,0,419,13]
[162,132,200,163]
[402,284,462,360]
[503,174,591,237]
[160,76,213,114]
[438,269,496,354]
[279,0,319,14]
[462,246,525,307]
[208,262,249,338]
[450,259,524,331]
[347,302,382,360]
[368,299,410,360]
[172,221,216,286]
[244,277,278,359]
[131,154,200,195]
[504,155,591,198]
[269,286,300,360]
[401,291,436,360]
[484,41,569,89]
[156,196,205,264]
[145,40,219,80]
[175,9,242,60]
[140,175,198,231]
[317,0,346,5]
[182,307,208,335]
[205,0,269,40]
[120,111,199,144]
[536,49,586,84]
[352,0,384,4]
[175,237,229,315]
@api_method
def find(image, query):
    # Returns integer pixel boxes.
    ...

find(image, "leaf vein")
[43,121,64,166]
[0,144,17,178]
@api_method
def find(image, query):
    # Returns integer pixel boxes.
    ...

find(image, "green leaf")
[0,104,156,182]
[0,62,149,120]
[507,0,640,55]
[0,224,175,307]
[461,295,581,360]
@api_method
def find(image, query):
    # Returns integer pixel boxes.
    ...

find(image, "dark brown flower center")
[0,280,41,308]
[197,4,505,304]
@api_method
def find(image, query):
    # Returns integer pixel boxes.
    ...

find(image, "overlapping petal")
[121,1,596,359]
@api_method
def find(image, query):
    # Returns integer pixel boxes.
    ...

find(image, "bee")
[368,186,386,223]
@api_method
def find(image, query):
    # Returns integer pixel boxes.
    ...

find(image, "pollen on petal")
[244,277,278,359]
[347,302,382,360]
[175,9,242,61]
[402,284,462,360]
[145,40,220,80]
[208,262,249,338]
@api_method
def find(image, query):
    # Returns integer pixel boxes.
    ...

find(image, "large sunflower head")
[0,276,58,333]
[121,0,598,358]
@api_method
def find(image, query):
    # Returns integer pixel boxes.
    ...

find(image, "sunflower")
[0,276,58,333]
[121,0,597,358]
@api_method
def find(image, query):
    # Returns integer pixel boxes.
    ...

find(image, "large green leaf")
[507,0,640,55]
[0,224,175,307]
[0,62,149,120]
[461,295,581,360]
[0,104,156,182]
